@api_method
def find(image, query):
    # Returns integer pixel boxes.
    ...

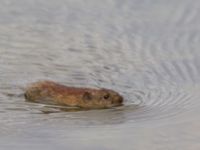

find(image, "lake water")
[1,0,200,149]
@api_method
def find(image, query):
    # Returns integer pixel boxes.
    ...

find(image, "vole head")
[80,89,123,109]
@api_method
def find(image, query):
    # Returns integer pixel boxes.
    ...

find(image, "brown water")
[1,0,200,149]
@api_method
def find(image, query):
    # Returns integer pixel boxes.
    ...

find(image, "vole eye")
[103,94,110,99]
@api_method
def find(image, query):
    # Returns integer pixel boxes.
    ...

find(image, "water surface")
[1,0,200,149]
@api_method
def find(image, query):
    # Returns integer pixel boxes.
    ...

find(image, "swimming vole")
[24,81,123,109]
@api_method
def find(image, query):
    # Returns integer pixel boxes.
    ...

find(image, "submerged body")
[24,81,123,109]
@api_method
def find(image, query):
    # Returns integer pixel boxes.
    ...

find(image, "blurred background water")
[1,0,200,149]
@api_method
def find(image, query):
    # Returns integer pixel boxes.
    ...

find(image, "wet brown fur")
[24,81,123,109]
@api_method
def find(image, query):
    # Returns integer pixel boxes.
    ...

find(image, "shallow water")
[1,0,200,149]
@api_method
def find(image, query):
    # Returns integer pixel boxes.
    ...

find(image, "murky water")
[1,0,200,149]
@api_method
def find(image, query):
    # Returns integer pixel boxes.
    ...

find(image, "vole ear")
[83,92,92,100]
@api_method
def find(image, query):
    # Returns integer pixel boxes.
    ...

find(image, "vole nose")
[117,96,123,103]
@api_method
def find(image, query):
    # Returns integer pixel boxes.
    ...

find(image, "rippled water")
[1,0,200,149]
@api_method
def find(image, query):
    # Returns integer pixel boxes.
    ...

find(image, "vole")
[24,81,123,109]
